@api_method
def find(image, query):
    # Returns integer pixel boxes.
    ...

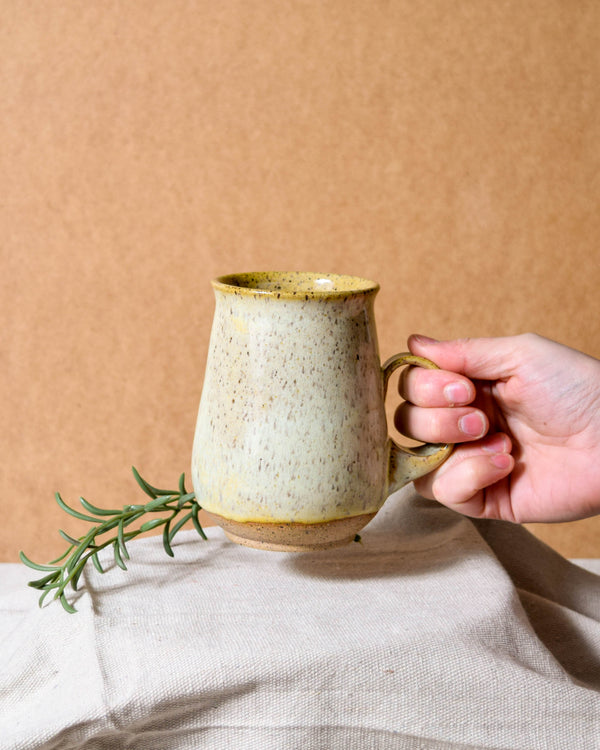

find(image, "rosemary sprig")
[19,467,206,613]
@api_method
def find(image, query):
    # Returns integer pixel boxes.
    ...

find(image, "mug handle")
[382,353,454,496]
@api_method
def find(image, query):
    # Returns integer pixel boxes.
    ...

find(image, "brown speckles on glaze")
[191,271,452,551]
[212,271,380,300]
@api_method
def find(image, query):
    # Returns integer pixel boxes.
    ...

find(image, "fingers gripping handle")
[382,353,454,496]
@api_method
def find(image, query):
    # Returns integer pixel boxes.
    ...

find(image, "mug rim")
[212,271,380,299]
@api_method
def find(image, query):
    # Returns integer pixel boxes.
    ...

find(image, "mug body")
[191,272,388,550]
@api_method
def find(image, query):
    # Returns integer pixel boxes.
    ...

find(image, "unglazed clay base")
[207,511,377,551]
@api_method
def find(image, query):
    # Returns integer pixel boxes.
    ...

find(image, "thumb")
[407,334,526,381]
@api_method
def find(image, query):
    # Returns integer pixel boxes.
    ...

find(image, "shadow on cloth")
[287,490,600,691]
[474,518,600,690]
[37,681,260,750]
[282,493,483,581]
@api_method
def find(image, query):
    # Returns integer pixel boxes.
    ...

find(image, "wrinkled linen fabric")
[1,488,599,750]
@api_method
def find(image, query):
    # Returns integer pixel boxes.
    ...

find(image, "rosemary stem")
[20,469,205,613]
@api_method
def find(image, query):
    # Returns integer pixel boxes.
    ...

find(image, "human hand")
[395,333,600,523]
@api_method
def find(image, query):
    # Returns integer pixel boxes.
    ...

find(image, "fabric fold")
[1,488,599,749]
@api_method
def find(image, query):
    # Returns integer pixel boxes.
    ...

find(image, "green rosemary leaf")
[59,529,82,547]
[146,485,179,497]
[38,584,59,607]
[90,512,140,538]
[131,467,175,497]
[131,466,158,498]
[191,503,207,540]
[65,538,92,573]
[91,551,105,574]
[144,495,175,512]
[139,517,166,533]
[38,586,56,609]
[79,497,121,516]
[65,537,100,574]
[19,551,59,572]
[22,470,207,613]
[71,563,85,592]
[59,592,77,614]
[178,473,187,496]
[27,571,60,590]
[169,510,193,542]
[28,579,49,591]
[113,540,128,571]
[49,547,75,565]
[55,492,99,523]
[162,519,174,557]
[117,520,130,560]
[176,492,195,509]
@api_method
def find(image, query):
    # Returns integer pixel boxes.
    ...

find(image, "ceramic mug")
[191,272,453,551]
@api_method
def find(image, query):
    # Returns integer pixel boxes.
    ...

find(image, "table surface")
[2,489,600,750]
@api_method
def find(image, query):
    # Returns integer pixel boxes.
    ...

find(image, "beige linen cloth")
[1,488,599,750]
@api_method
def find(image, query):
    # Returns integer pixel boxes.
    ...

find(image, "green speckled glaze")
[191,272,452,550]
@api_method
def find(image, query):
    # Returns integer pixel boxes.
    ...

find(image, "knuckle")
[399,367,440,405]
[425,411,446,443]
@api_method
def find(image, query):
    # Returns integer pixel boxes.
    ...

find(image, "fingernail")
[444,382,470,406]
[482,434,510,454]
[459,412,486,438]
[490,453,511,470]
[412,334,439,345]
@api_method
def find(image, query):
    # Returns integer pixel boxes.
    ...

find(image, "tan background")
[2,1,599,563]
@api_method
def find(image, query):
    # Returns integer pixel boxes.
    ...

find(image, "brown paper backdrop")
[3,1,599,563]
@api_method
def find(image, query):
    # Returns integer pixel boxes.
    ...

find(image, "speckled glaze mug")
[191,272,453,551]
